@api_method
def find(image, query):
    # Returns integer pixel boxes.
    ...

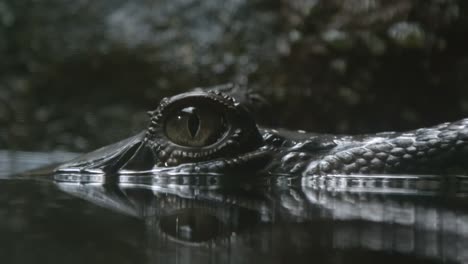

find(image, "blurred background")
[1,0,468,152]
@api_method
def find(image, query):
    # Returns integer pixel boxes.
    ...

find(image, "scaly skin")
[263,118,468,176]
[55,85,468,176]
[145,118,468,176]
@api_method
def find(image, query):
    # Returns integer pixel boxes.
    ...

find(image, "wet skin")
[56,85,468,176]
[5,85,467,264]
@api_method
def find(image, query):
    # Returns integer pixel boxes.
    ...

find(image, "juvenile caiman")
[56,84,468,177]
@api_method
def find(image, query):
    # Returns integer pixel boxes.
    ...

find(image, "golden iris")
[165,106,225,147]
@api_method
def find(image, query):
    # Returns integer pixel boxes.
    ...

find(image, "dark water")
[0,151,467,264]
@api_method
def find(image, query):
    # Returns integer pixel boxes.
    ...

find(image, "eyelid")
[145,90,264,167]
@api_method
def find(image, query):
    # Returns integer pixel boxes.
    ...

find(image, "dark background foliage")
[1,0,468,151]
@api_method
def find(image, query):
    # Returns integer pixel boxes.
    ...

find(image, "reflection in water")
[52,173,468,263]
[1,151,468,263]
[301,178,468,261]
[159,208,223,244]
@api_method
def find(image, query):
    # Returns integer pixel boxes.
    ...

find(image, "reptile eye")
[164,106,226,147]
[146,90,264,166]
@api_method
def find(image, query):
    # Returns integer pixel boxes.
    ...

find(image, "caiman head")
[56,85,272,175]
[56,84,468,177]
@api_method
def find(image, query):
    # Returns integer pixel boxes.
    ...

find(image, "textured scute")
[279,152,312,174]
[302,119,468,176]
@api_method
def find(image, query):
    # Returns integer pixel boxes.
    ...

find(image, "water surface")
[0,151,467,264]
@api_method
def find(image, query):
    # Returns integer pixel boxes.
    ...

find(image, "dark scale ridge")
[300,119,468,176]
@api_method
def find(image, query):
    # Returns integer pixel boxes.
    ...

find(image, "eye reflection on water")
[0,151,467,263]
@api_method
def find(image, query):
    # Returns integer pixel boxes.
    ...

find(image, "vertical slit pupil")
[188,113,200,138]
